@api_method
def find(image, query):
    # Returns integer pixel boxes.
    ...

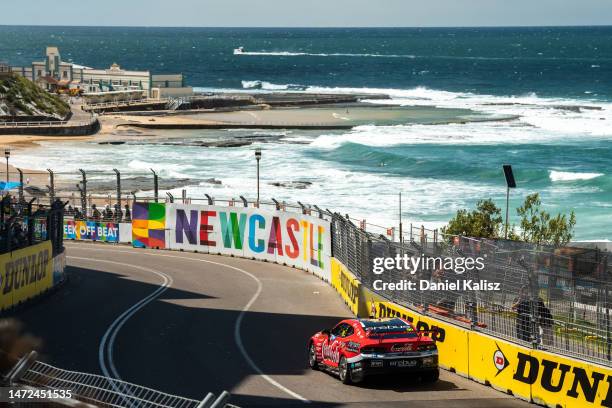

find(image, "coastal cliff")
[0,73,70,121]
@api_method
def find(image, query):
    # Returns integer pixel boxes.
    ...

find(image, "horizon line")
[1,23,612,29]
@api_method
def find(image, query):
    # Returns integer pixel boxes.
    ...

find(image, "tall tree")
[442,199,504,239]
[516,193,576,246]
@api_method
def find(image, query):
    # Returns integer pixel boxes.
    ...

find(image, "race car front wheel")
[308,343,319,370]
[338,356,352,384]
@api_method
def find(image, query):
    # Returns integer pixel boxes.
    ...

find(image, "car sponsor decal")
[346,341,360,353]
[322,343,340,363]
[391,343,414,352]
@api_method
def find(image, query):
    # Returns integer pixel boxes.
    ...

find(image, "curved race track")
[16,242,532,408]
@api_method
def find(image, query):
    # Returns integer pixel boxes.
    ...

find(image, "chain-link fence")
[331,213,612,368]
[0,194,64,256]
[11,168,612,367]
[7,168,398,239]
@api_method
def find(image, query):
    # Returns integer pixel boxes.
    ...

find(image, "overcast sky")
[2,0,611,27]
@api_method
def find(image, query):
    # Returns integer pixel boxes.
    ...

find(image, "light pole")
[4,148,10,184]
[502,164,516,239]
[255,148,262,206]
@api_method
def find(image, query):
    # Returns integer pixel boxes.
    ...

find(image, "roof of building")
[38,76,59,85]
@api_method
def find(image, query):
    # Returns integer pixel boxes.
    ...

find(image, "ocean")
[1,26,611,240]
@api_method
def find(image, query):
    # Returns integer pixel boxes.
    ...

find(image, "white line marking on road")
[67,246,311,403]
[68,256,172,384]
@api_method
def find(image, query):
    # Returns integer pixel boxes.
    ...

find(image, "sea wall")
[0,119,100,136]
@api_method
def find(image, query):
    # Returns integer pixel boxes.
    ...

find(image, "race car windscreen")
[360,318,418,339]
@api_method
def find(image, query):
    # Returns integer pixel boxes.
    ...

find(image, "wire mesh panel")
[20,361,202,408]
[6,168,611,367]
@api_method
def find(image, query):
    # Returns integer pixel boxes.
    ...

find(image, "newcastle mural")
[61,202,331,280]
[130,202,331,280]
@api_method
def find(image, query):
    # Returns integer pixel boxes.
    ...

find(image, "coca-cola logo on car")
[391,344,413,352]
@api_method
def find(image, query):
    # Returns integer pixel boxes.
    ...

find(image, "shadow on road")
[10,263,509,408]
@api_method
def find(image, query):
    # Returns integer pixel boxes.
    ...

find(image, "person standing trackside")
[91,204,101,221]
[537,297,554,347]
[512,286,533,342]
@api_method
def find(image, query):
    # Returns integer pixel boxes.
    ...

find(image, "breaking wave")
[236,50,415,58]
[549,170,604,182]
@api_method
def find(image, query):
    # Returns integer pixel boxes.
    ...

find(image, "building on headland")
[10,47,192,100]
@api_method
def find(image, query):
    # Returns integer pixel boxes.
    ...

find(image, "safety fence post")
[17,168,24,203]
[113,168,121,213]
[151,169,159,203]
[47,169,55,205]
[78,169,87,218]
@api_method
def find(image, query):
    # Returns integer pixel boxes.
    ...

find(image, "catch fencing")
[331,212,612,368]
[0,195,64,256]
[11,168,612,367]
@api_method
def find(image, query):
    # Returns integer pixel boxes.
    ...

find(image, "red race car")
[308,317,439,384]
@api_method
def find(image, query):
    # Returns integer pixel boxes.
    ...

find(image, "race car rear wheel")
[338,356,352,384]
[421,368,440,383]
[308,343,319,370]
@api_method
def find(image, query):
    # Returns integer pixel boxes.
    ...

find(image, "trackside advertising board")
[469,332,612,407]
[0,241,53,310]
[331,257,612,407]
[156,203,331,281]
[64,220,120,242]
[331,258,362,315]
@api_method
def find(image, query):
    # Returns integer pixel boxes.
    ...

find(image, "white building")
[11,47,192,99]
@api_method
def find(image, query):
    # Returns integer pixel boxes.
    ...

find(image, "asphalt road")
[15,242,532,408]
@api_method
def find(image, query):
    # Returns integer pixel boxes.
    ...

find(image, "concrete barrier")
[0,241,66,311]
[328,257,612,408]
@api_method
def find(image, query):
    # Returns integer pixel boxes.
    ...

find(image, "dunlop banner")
[165,203,331,281]
[468,331,533,402]
[330,256,612,407]
[0,241,53,310]
[330,258,361,315]
[469,332,612,407]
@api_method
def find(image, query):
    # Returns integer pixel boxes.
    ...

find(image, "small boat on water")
[234,46,245,55]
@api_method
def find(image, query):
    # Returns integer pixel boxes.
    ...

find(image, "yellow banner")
[330,258,361,315]
[0,241,53,310]
[467,331,532,402]
[330,257,612,407]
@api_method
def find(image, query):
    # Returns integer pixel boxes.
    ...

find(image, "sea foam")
[549,170,604,182]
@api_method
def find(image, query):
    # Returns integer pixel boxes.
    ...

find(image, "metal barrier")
[7,352,238,408]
